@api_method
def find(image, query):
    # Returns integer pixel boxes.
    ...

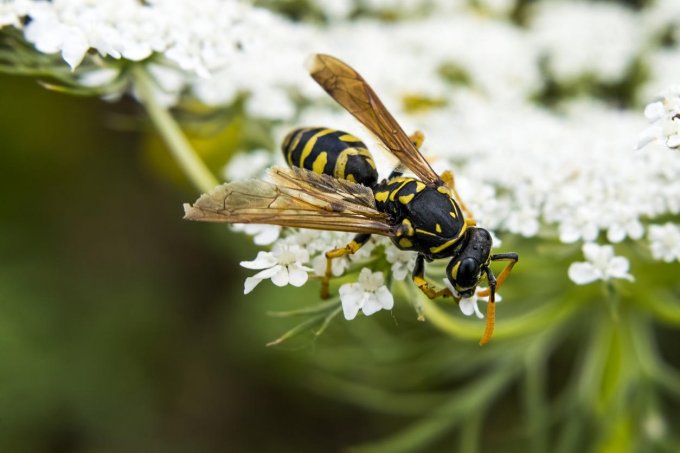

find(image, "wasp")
[184,54,518,345]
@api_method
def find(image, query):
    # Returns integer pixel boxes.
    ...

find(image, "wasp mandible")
[184,54,518,345]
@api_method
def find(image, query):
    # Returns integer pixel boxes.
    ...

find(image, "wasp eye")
[453,257,480,287]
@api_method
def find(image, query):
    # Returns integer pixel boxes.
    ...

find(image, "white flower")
[0,0,31,28]
[639,87,680,151]
[231,224,281,246]
[648,223,680,263]
[223,150,273,182]
[240,244,312,294]
[442,279,501,319]
[568,243,634,285]
[312,254,349,278]
[384,245,417,281]
[530,1,640,83]
[339,268,394,320]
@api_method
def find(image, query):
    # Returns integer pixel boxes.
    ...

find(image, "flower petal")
[459,297,477,316]
[250,266,281,281]
[339,284,362,320]
[607,256,634,281]
[568,262,600,285]
[243,276,261,295]
[270,267,290,287]
[362,295,383,317]
[375,286,394,310]
[287,266,309,287]
[240,251,277,269]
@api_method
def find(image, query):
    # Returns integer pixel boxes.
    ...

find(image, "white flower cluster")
[639,86,680,150]
[4,0,279,74]
[530,1,641,84]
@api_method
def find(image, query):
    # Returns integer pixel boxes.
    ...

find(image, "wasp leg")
[388,131,426,180]
[321,233,371,299]
[476,253,519,297]
[479,266,498,346]
[441,169,475,220]
[412,254,453,299]
[477,253,518,346]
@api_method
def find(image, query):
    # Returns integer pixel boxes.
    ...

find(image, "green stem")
[421,293,581,342]
[459,409,484,453]
[131,65,218,193]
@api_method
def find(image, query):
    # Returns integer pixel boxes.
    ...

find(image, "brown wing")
[183,166,394,236]
[306,53,443,186]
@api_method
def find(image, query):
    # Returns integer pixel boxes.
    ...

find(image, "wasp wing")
[183,166,395,236]
[306,53,443,186]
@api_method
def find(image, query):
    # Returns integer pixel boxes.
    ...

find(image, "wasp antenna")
[479,295,496,346]
[479,267,497,346]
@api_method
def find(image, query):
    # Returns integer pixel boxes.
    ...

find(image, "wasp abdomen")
[282,127,378,187]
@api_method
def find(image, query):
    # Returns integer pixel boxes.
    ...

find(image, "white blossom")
[339,268,394,320]
[442,279,501,318]
[648,223,680,263]
[568,243,634,285]
[240,244,312,294]
[530,1,640,83]
[639,86,680,150]
[231,224,281,246]
[385,245,417,281]
[222,149,273,182]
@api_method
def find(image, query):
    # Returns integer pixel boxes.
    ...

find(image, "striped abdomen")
[281,127,378,187]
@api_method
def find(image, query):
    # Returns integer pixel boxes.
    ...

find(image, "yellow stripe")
[390,179,412,201]
[399,238,413,248]
[312,151,328,174]
[429,223,468,254]
[300,128,334,168]
[399,193,415,204]
[286,129,306,166]
[415,228,437,237]
[449,261,461,279]
[338,134,360,142]
[375,191,390,202]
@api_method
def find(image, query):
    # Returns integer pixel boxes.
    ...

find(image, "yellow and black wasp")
[184,54,518,345]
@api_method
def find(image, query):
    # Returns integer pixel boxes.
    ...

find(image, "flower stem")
[421,293,582,342]
[131,65,218,193]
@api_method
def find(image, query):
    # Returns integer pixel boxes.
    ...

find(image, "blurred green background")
[0,74,378,452]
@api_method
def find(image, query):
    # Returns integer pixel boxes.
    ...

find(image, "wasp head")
[445,228,493,298]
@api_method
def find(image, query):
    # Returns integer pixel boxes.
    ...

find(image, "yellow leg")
[321,233,370,299]
[441,169,475,220]
[413,275,454,299]
[412,254,453,300]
